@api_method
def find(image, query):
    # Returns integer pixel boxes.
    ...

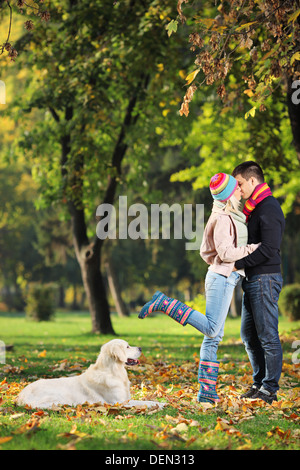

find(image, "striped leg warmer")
[197,360,220,404]
[138,291,193,326]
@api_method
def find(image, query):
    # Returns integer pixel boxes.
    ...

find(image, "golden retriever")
[16,339,164,409]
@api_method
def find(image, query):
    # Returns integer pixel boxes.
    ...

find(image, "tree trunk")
[54,76,149,334]
[105,258,130,317]
[287,235,296,284]
[230,296,238,318]
[58,285,65,308]
[230,284,242,317]
[75,242,114,334]
[68,194,115,334]
[57,107,115,335]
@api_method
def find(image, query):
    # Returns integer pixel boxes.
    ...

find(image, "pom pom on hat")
[209,173,238,201]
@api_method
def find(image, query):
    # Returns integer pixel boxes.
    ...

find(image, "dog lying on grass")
[16,339,165,410]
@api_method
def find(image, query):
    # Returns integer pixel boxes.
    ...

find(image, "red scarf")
[243,183,272,221]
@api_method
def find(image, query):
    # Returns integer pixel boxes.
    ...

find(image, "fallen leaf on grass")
[154,425,186,444]
[13,418,41,435]
[267,426,291,440]
[1,365,24,374]
[0,436,13,444]
[56,424,92,450]
[9,412,25,420]
[38,350,47,358]
[52,360,68,372]
[170,422,188,434]
[57,441,77,450]
[282,412,299,422]
[272,399,299,410]
[165,413,200,427]
[150,439,171,449]
[236,440,253,450]
[127,431,138,440]
[32,410,48,417]
[215,417,243,437]
[1,342,299,451]
[58,423,89,440]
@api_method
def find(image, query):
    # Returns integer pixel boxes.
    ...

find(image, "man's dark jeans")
[241,273,283,394]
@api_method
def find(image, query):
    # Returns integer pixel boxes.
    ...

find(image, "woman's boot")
[197,360,221,404]
[138,291,193,326]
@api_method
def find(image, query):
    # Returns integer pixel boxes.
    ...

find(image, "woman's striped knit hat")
[209,173,238,201]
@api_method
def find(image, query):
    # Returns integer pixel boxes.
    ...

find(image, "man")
[232,161,285,404]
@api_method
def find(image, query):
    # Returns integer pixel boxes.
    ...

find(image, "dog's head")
[99,339,142,367]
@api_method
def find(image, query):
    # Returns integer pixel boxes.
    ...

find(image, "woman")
[138,173,259,404]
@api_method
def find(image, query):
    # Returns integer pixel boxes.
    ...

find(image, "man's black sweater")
[235,196,285,277]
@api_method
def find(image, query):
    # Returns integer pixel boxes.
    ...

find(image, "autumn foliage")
[1,331,300,450]
[170,0,300,117]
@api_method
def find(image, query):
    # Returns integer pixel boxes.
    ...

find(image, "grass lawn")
[0,310,299,451]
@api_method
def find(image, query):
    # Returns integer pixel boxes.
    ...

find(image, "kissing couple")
[139,161,285,405]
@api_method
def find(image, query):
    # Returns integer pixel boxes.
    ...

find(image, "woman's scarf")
[243,183,272,221]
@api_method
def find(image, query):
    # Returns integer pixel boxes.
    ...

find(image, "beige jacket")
[200,209,260,277]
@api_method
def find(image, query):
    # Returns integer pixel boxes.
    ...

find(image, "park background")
[0,0,299,451]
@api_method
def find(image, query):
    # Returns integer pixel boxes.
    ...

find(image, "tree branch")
[49,106,60,122]
[103,73,150,207]
[0,0,12,55]
[95,74,150,249]
[59,105,89,252]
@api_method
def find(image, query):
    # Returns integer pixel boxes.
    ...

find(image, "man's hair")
[232,161,264,183]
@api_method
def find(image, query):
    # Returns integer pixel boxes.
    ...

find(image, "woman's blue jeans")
[240,273,283,394]
[186,270,241,362]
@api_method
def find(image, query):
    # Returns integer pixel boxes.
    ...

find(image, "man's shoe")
[240,385,259,399]
[251,388,278,404]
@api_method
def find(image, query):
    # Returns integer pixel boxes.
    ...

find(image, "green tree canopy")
[167,0,300,214]
[6,0,192,333]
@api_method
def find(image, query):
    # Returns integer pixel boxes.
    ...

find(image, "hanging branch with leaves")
[166,0,300,117]
[0,0,50,60]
